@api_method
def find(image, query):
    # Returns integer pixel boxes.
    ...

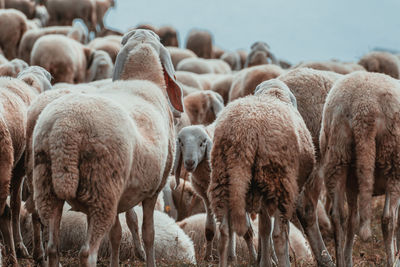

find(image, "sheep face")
[175,126,212,173]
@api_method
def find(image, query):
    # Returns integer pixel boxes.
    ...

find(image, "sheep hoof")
[134,247,146,262]
[15,242,29,258]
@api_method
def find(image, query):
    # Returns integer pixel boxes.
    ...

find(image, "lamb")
[0,66,51,266]
[208,79,332,266]
[319,71,400,266]
[244,41,278,67]
[20,203,196,264]
[358,51,400,79]
[186,29,213,59]
[31,34,113,84]
[228,64,283,102]
[177,57,231,74]
[18,25,87,63]
[0,58,28,77]
[0,9,28,60]
[32,29,184,267]
[167,46,197,69]
[183,91,224,125]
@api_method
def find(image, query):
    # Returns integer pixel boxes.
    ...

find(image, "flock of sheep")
[1,0,400,267]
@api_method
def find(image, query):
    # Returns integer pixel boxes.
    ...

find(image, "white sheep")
[177,57,231,75]
[32,29,184,267]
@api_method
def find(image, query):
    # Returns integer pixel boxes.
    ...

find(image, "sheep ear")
[121,30,137,45]
[84,48,94,70]
[209,92,224,117]
[205,137,213,161]
[269,52,278,64]
[160,46,184,114]
[173,140,182,190]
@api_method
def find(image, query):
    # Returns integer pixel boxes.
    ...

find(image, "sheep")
[176,71,204,90]
[244,41,278,67]
[0,58,28,77]
[358,51,400,78]
[183,91,224,125]
[20,203,197,264]
[0,66,51,266]
[94,0,114,33]
[158,26,179,47]
[167,46,197,69]
[174,122,241,261]
[212,46,225,59]
[31,34,113,84]
[319,71,400,266]
[18,25,87,63]
[220,51,242,71]
[87,35,122,63]
[295,60,365,75]
[4,0,35,19]
[0,9,28,60]
[177,57,231,75]
[186,29,213,59]
[208,79,334,266]
[210,74,234,104]
[32,29,184,267]
[228,64,283,102]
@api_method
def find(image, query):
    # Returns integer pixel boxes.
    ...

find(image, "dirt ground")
[2,196,389,266]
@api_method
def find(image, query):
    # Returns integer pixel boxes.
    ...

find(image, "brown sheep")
[358,51,400,79]
[183,91,224,125]
[94,0,114,32]
[18,25,87,63]
[0,66,51,266]
[158,25,179,47]
[319,71,400,266]
[134,23,158,33]
[32,29,183,267]
[46,0,97,33]
[295,60,365,75]
[228,64,283,102]
[31,34,113,84]
[5,0,35,19]
[245,41,278,67]
[237,50,247,68]
[210,74,234,104]
[220,51,242,71]
[0,9,28,60]
[0,58,28,77]
[167,46,197,69]
[209,79,333,266]
[212,45,225,59]
[88,35,122,63]
[186,29,213,59]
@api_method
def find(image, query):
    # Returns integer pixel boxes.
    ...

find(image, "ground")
[1,196,390,266]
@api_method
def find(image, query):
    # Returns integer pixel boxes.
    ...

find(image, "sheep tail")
[49,119,81,200]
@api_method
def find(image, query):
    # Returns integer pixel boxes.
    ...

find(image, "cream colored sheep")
[177,57,231,74]
[295,60,365,74]
[167,46,197,69]
[209,79,333,266]
[183,91,224,125]
[319,71,400,266]
[33,29,184,267]
[0,9,28,60]
[358,51,400,78]
[0,58,28,77]
[228,64,283,102]
[31,34,113,84]
[0,66,51,266]
[87,35,121,63]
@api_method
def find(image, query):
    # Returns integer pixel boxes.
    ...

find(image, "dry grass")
[2,196,389,266]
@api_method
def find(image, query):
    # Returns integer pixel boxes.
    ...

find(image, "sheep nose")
[185,159,195,170]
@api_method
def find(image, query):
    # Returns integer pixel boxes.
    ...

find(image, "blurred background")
[105,0,400,63]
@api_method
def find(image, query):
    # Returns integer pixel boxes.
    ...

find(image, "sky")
[104,0,400,64]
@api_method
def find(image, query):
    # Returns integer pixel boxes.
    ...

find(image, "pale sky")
[105,0,400,64]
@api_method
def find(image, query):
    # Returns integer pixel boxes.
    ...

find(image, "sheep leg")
[142,196,158,267]
[344,170,359,266]
[243,213,257,264]
[227,217,237,263]
[79,208,116,267]
[10,157,29,258]
[382,189,400,267]
[32,211,45,264]
[46,199,64,267]
[258,206,274,267]
[273,212,290,266]
[125,209,145,261]
[0,204,17,266]
[203,197,216,261]
[109,215,122,267]
[218,216,229,267]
